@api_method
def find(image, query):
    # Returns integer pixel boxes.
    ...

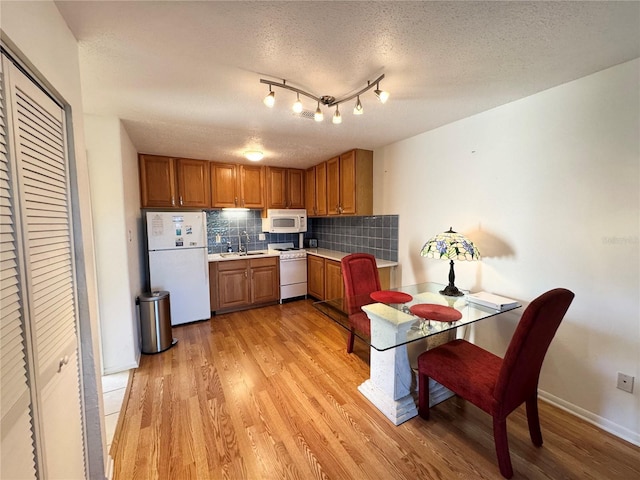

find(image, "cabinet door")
[218,265,250,309]
[338,150,357,214]
[326,156,340,215]
[251,264,279,304]
[325,259,344,301]
[139,154,176,207]
[305,166,316,215]
[211,163,238,208]
[307,255,325,300]
[239,165,265,208]
[176,158,210,208]
[287,168,305,209]
[266,166,288,209]
[209,263,218,311]
[315,162,328,216]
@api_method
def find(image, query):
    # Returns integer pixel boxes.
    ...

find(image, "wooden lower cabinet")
[210,257,279,313]
[307,255,325,299]
[307,254,392,301]
[324,259,343,300]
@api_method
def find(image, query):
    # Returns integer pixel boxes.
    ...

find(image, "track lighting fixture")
[260,74,388,124]
[332,105,342,124]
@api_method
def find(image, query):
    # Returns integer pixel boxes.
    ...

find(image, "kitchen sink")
[219,252,240,258]
[246,252,264,256]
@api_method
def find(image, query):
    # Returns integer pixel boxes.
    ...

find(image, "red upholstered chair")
[341,253,381,353]
[417,288,575,479]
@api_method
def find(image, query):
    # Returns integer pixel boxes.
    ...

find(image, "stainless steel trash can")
[137,291,176,354]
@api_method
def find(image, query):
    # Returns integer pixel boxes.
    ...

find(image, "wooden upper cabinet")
[315,162,327,216]
[211,163,265,209]
[139,154,209,208]
[239,164,265,209]
[326,156,340,215]
[266,167,305,209]
[305,166,316,216]
[305,162,327,217]
[176,158,210,208]
[139,154,177,208]
[211,163,238,208]
[326,149,372,216]
[287,168,305,209]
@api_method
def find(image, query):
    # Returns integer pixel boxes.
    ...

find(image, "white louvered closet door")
[1,54,85,478]
[0,50,37,480]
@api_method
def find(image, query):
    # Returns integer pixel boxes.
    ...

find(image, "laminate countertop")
[305,248,398,268]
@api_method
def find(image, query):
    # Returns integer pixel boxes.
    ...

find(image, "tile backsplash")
[206,210,398,261]
[206,210,299,253]
[310,215,398,261]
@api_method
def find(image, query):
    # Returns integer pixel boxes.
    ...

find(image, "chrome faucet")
[238,230,250,254]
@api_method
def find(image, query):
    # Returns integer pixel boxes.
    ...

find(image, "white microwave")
[262,209,307,233]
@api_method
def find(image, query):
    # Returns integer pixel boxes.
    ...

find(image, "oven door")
[279,257,308,299]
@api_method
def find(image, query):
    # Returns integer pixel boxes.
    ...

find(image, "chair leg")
[493,417,514,479]
[526,393,543,446]
[347,329,355,353]
[417,372,430,419]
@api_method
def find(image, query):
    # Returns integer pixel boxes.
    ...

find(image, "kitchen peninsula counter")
[305,248,398,269]
[306,248,398,293]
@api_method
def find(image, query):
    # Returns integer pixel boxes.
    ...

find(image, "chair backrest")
[494,288,575,415]
[341,253,381,315]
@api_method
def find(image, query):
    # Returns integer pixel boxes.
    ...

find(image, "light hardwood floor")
[112,299,640,479]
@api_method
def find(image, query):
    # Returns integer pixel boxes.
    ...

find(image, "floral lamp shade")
[420,227,480,296]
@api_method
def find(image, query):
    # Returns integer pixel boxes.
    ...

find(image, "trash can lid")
[138,290,170,302]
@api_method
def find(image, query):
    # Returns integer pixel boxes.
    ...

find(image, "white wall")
[374,59,640,444]
[1,1,107,477]
[85,115,142,373]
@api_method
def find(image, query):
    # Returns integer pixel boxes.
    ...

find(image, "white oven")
[268,243,307,301]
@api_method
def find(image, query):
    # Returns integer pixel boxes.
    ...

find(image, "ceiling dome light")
[292,93,303,113]
[263,89,275,107]
[353,95,363,115]
[314,102,324,122]
[374,83,390,103]
[332,105,342,124]
[244,150,264,162]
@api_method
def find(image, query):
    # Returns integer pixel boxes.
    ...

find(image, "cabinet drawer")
[250,257,277,268]
[217,259,249,271]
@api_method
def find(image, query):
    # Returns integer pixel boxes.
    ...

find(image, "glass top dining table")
[312,282,521,351]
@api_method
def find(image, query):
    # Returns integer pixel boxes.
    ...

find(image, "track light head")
[292,93,303,113]
[353,96,363,115]
[374,83,389,103]
[332,105,342,124]
[314,103,324,122]
[264,89,275,107]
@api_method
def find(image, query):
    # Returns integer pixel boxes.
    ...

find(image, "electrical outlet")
[617,373,634,393]
[258,233,266,241]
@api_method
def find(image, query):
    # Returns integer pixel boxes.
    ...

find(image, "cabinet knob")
[179,196,184,206]
[171,196,175,206]
[235,196,238,206]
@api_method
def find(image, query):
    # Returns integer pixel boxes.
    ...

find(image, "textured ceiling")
[55,1,640,169]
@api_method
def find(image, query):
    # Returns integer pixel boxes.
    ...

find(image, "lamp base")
[439,285,464,297]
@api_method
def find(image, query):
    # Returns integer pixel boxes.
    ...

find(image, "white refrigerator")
[146,211,210,325]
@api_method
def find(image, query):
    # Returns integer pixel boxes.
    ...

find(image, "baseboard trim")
[105,454,114,480]
[539,390,640,447]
